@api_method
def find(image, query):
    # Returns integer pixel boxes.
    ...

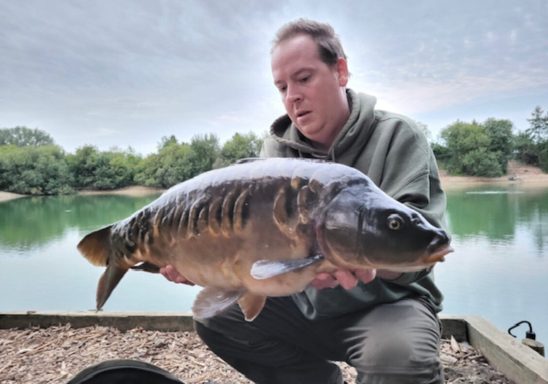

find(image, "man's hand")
[159,265,195,286]
[310,269,404,290]
[310,269,377,290]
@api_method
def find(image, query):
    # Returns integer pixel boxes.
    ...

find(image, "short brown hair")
[273,19,347,65]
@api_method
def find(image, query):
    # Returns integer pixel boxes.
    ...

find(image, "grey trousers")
[194,296,444,384]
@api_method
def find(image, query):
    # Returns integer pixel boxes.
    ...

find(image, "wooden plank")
[465,316,548,384]
[1,313,470,340]
[0,311,194,332]
[439,315,468,342]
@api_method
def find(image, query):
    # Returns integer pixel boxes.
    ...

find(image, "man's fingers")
[310,273,338,289]
[354,269,377,284]
[311,269,377,290]
[160,265,177,281]
[334,270,358,290]
[160,265,195,286]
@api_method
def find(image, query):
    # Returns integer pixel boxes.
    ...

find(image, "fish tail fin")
[96,264,128,310]
[78,225,129,310]
[77,225,113,266]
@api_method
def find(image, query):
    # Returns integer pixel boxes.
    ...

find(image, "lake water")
[1,186,547,346]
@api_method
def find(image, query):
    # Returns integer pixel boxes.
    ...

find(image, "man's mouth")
[296,110,311,118]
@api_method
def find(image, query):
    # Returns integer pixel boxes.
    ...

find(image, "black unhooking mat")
[66,359,184,384]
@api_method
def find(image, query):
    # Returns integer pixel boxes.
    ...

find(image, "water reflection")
[0,194,159,251]
[446,187,548,255]
[438,186,548,345]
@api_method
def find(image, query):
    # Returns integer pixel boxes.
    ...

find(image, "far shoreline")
[0,186,164,203]
[1,163,547,203]
[439,161,548,191]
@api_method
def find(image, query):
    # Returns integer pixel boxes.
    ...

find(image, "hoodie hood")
[269,89,377,162]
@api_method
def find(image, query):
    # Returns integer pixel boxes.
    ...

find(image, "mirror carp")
[78,158,452,321]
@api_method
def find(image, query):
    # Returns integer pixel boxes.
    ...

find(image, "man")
[162,19,447,384]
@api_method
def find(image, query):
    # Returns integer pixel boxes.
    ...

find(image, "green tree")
[431,142,450,165]
[67,146,140,190]
[460,148,503,177]
[158,135,178,150]
[513,131,538,165]
[0,145,72,195]
[440,120,504,177]
[135,137,194,188]
[526,106,548,144]
[216,132,263,167]
[136,134,221,188]
[525,106,548,172]
[539,144,548,172]
[483,118,514,173]
[66,145,101,189]
[0,126,55,146]
[513,106,548,171]
[92,149,140,190]
[187,134,220,176]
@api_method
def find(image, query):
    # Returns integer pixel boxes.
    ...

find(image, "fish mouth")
[424,244,454,265]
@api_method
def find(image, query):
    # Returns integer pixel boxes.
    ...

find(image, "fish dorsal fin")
[237,292,267,322]
[192,287,243,320]
[250,254,324,280]
[235,157,264,164]
[77,225,113,266]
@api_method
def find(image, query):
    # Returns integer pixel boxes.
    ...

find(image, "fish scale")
[272,180,316,240]
[154,186,255,239]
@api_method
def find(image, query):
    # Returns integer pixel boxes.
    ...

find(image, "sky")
[1,0,547,155]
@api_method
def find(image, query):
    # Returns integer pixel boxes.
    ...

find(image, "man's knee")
[194,316,262,353]
[194,318,344,384]
[350,330,443,384]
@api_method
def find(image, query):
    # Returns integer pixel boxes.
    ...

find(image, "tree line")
[1,106,547,195]
[432,106,548,177]
[0,130,262,195]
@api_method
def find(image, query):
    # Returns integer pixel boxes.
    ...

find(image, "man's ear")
[336,58,349,86]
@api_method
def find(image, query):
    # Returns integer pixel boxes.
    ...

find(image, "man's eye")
[299,76,310,83]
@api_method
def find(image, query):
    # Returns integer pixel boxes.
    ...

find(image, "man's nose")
[285,84,303,103]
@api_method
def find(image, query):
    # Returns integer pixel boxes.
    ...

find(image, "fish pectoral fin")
[96,264,128,310]
[238,293,267,322]
[130,262,160,273]
[192,287,243,320]
[250,254,324,280]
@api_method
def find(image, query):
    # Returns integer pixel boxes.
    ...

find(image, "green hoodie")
[261,89,446,319]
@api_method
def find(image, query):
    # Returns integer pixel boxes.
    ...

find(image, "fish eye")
[387,214,404,231]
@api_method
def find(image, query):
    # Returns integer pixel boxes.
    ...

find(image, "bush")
[440,120,512,177]
[460,149,504,177]
[0,145,73,195]
[67,146,141,190]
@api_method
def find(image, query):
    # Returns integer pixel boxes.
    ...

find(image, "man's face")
[271,34,349,149]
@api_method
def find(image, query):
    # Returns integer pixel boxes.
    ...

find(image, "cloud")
[1,0,547,153]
